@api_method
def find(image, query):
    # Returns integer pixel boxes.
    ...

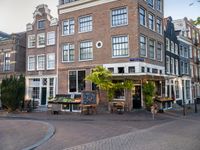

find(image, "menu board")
[82,91,96,105]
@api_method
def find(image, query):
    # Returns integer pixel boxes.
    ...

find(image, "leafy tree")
[0,75,25,112]
[143,81,155,108]
[85,66,133,102]
[193,17,200,25]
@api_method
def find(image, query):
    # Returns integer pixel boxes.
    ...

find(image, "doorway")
[41,87,47,105]
[132,86,142,109]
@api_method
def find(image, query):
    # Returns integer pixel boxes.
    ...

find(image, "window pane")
[79,16,92,32]
[80,41,93,60]
[112,7,128,27]
[112,35,128,57]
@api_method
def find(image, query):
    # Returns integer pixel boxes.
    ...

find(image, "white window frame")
[166,56,170,74]
[171,57,174,74]
[78,15,93,33]
[175,59,179,75]
[47,53,55,70]
[140,35,147,57]
[156,18,162,34]
[112,35,129,58]
[157,42,162,61]
[37,19,45,30]
[3,52,11,71]
[62,43,75,62]
[175,43,178,55]
[37,33,45,48]
[149,39,155,60]
[171,41,174,53]
[139,7,146,27]
[166,38,170,51]
[28,34,36,48]
[148,13,155,31]
[62,18,75,36]
[111,7,128,27]
[28,55,35,71]
[79,40,93,61]
[37,54,45,70]
[47,31,55,45]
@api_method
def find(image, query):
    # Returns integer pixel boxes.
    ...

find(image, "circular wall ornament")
[96,41,103,48]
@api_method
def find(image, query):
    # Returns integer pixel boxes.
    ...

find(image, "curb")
[20,120,56,150]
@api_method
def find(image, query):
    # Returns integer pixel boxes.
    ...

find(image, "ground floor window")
[69,70,85,93]
[186,80,190,99]
[113,80,125,99]
[175,81,180,99]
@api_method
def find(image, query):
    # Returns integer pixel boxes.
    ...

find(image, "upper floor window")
[139,7,146,26]
[47,32,55,45]
[166,38,170,51]
[171,41,174,53]
[111,7,128,27]
[62,43,75,62]
[166,56,170,74]
[184,47,188,58]
[156,0,162,12]
[140,35,147,57]
[28,56,35,71]
[171,58,174,74]
[80,41,93,61]
[37,33,45,48]
[79,15,92,33]
[112,35,128,57]
[62,0,78,4]
[37,55,45,70]
[149,39,155,59]
[28,35,36,48]
[147,0,154,8]
[47,53,55,70]
[156,18,162,34]
[4,52,10,71]
[175,43,178,55]
[37,20,45,30]
[180,45,184,57]
[148,13,155,30]
[175,59,179,75]
[63,18,75,35]
[157,42,162,61]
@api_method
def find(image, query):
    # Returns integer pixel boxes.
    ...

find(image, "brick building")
[0,31,26,81]
[25,4,58,106]
[57,0,165,111]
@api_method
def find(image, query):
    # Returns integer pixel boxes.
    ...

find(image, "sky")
[0,0,199,34]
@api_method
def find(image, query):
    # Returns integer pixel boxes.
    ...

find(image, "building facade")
[0,31,26,81]
[25,4,58,106]
[57,0,165,111]
[163,17,180,107]
[173,17,200,104]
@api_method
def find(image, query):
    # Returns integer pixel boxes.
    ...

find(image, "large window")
[38,20,45,29]
[156,0,162,11]
[111,7,128,27]
[140,35,147,57]
[171,41,174,53]
[180,45,184,56]
[175,43,178,55]
[166,56,170,74]
[180,61,184,74]
[157,42,162,61]
[147,0,154,8]
[186,80,190,99]
[149,39,155,59]
[28,56,35,71]
[113,80,125,99]
[175,59,179,75]
[166,38,170,51]
[62,43,75,62]
[28,35,36,48]
[171,58,174,74]
[4,52,10,71]
[112,35,128,57]
[80,41,93,60]
[47,53,55,70]
[175,81,180,99]
[37,55,45,70]
[184,47,188,58]
[79,15,92,33]
[37,33,45,48]
[157,18,162,34]
[139,7,146,26]
[62,18,75,35]
[47,32,55,45]
[148,13,155,30]
[69,70,85,93]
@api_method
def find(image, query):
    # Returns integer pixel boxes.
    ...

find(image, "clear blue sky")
[0,0,199,34]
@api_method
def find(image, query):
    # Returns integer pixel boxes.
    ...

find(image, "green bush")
[143,82,155,108]
[0,75,25,112]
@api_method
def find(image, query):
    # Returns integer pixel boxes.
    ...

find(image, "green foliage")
[193,17,200,26]
[0,75,25,111]
[143,81,155,107]
[85,66,133,101]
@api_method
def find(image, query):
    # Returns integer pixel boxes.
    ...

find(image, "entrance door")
[41,87,47,105]
[133,86,142,109]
